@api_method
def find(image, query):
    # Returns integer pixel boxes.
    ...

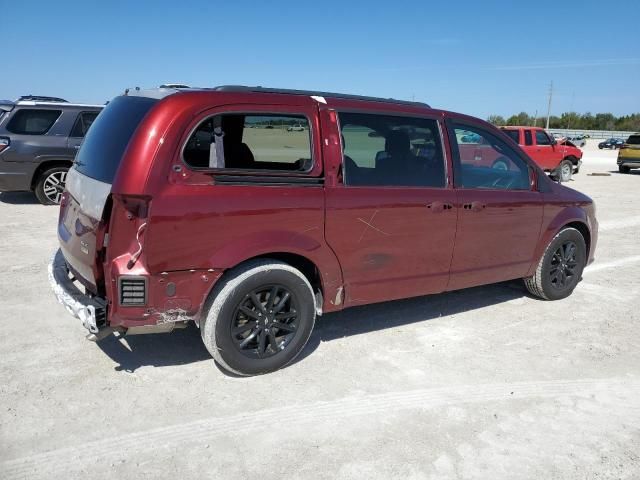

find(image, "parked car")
[17,95,68,103]
[500,126,582,181]
[50,85,598,375]
[0,98,102,204]
[566,136,586,148]
[286,124,305,132]
[598,138,624,149]
[617,133,640,173]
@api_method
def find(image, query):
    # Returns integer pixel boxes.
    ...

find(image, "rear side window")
[627,135,640,145]
[70,111,100,137]
[6,109,61,135]
[183,114,312,172]
[524,130,533,146]
[339,112,446,188]
[74,96,157,183]
[503,129,520,144]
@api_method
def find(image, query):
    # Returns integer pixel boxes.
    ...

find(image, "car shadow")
[292,279,528,366]
[0,191,40,204]
[96,323,211,373]
[96,279,528,374]
[608,170,640,175]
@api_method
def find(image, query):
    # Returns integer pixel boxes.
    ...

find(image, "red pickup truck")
[500,126,582,182]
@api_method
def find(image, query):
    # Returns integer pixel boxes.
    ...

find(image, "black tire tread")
[524,227,583,300]
[200,259,315,376]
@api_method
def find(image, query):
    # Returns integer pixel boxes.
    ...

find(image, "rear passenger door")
[67,111,100,152]
[324,112,457,306]
[446,120,544,291]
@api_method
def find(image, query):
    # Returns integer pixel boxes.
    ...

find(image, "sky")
[2,0,639,119]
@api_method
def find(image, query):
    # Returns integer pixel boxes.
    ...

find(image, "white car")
[287,125,305,132]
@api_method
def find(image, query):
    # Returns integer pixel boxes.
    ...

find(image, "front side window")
[535,130,552,145]
[183,114,312,172]
[339,112,446,188]
[451,124,530,191]
[6,109,62,135]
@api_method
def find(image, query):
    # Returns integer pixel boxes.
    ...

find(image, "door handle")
[426,202,453,213]
[463,202,486,212]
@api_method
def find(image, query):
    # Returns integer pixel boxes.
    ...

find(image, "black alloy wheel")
[231,284,299,359]
[548,241,579,290]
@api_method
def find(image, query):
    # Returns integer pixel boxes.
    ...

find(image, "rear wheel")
[524,227,586,300]
[34,166,68,205]
[201,259,316,376]
[619,165,630,174]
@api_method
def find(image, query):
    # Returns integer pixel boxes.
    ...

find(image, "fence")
[547,129,637,140]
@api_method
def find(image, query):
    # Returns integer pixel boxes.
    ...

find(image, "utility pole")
[545,81,553,129]
[533,109,538,127]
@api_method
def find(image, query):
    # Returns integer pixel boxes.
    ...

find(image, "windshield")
[627,135,640,145]
[74,96,158,183]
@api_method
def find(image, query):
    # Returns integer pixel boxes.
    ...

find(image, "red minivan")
[49,86,598,375]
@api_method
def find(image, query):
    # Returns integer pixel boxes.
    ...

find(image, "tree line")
[487,112,640,131]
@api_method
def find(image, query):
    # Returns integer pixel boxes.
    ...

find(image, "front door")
[325,112,457,306]
[446,120,544,290]
[533,129,560,170]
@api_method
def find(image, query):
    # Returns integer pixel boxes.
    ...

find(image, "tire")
[201,259,316,376]
[524,227,587,301]
[565,156,579,173]
[555,160,573,182]
[34,166,68,205]
[619,165,630,174]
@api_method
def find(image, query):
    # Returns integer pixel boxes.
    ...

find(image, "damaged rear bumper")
[48,249,107,334]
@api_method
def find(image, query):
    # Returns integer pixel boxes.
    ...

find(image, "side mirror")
[551,137,557,145]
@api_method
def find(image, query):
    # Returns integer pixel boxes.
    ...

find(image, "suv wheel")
[201,259,316,376]
[34,166,68,205]
[524,227,586,300]
[619,165,630,174]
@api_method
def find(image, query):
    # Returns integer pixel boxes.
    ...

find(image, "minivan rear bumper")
[48,249,107,333]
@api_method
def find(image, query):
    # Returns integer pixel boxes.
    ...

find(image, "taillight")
[620,144,628,150]
[0,137,9,153]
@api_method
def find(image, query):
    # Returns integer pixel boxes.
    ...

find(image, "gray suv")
[0,98,102,204]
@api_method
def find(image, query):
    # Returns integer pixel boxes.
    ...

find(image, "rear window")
[74,96,157,183]
[503,129,520,144]
[627,135,640,145]
[6,109,62,135]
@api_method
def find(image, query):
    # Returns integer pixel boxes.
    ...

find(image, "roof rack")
[17,95,68,103]
[212,85,430,108]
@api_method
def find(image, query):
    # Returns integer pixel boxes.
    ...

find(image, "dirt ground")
[1,140,639,479]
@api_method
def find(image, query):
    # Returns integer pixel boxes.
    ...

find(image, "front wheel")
[524,227,587,300]
[34,166,68,205]
[201,259,316,376]
[554,160,573,182]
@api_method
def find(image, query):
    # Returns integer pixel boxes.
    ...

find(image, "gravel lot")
[1,140,639,479]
